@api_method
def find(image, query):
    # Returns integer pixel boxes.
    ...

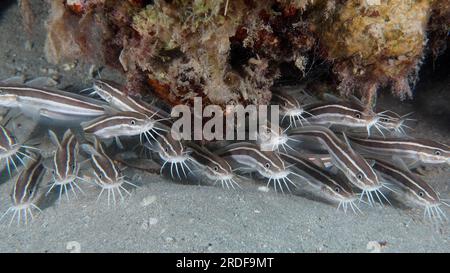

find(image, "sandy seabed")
[0,1,449,252]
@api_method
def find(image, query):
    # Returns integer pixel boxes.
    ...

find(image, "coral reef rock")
[43,0,449,108]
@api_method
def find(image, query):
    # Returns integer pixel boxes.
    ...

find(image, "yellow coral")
[317,0,431,100]
[322,0,430,76]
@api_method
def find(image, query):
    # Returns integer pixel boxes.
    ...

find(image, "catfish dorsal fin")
[322,93,342,103]
[1,75,25,85]
[391,155,413,172]
[25,77,58,88]
[102,105,120,115]
[93,137,107,155]
[81,143,100,157]
[342,132,352,149]
[348,95,364,107]
[62,129,73,142]
[115,136,124,150]
[48,130,61,148]
[366,158,376,168]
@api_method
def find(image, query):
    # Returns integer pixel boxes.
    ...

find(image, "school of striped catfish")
[0,78,449,227]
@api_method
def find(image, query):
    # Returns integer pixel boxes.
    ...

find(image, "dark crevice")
[0,0,16,18]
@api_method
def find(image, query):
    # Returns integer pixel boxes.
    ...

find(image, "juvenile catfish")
[92,79,171,124]
[146,131,192,180]
[280,152,360,213]
[218,142,297,193]
[370,158,448,222]
[81,111,167,146]
[0,123,32,177]
[0,153,45,226]
[272,91,311,128]
[0,84,106,125]
[303,100,380,136]
[287,126,388,205]
[81,138,136,206]
[46,129,85,202]
[347,135,450,168]
[186,142,239,189]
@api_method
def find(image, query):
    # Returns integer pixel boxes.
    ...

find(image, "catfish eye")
[213,166,219,171]
[265,163,271,169]
[435,150,441,156]
[418,191,424,197]
[130,120,136,125]
[51,170,56,175]
[98,174,103,179]
[382,118,388,122]
[356,173,363,180]
[164,147,169,152]
[334,187,340,193]
[355,113,361,119]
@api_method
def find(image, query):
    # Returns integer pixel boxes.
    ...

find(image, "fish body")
[348,135,450,166]
[93,79,171,122]
[218,142,296,192]
[81,138,135,205]
[272,92,309,127]
[281,152,355,202]
[370,158,447,221]
[81,111,162,140]
[186,142,238,188]
[303,101,378,134]
[288,126,380,191]
[0,154,45,226]
[0,84,106,125]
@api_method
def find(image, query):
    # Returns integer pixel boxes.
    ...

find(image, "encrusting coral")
[41,0,449,109]
[428,0,450,60]
[127,0,271,107]
[313,0,433,105]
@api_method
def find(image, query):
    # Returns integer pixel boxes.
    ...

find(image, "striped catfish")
[147,131,192,180]
[0,116,38,177]
[81,138,136,206]
[0,124,24,177]
[287,126,388,205]
[218,142,296,193]
[186,142,239,189]
[272,92,311,128]
[347,135,450,167]
[0,84,106,125]
[280,152,361,213]
[374,110,415,137]
[81,111,166,144]
[46,129,85,201]
[370,158,448,222]
[0,154,44,226]
[303,100,379,135]
[92,79,171,122]
[254,121,297,152]
[304,153,333,169]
